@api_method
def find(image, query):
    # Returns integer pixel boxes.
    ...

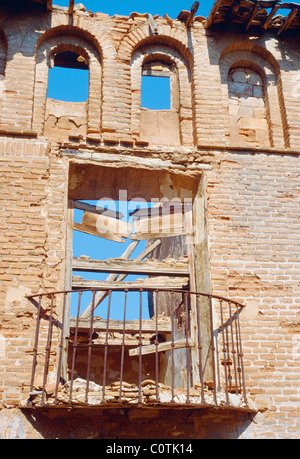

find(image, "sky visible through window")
[141,76,171,110]
[47,1,215,103]
[47,67,89,102]
[72,200,154,319]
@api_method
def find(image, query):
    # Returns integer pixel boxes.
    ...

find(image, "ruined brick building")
[0,0,299,439]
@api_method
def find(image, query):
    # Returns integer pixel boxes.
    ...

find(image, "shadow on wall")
[3,407,257,439]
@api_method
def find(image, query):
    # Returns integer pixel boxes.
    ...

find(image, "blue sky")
[53,0,215,18]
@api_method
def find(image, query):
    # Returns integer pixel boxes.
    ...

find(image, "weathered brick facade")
[0,1,299,439]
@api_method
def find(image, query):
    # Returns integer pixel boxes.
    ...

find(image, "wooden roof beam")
[205,0,222,28]
[47,0,52,11]
[263,4,280,30]
[278,6,298,35]
[245,2,260,31]
[227,0,241,25]
[69,0,74,15]
[186,1,200,27]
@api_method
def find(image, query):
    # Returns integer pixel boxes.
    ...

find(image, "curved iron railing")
[25,288,248,410]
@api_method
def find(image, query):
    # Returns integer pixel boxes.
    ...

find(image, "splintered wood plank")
[74,211,132,242]
[128,338,193,356]
[132,213,186,240]
[72,257,189,276]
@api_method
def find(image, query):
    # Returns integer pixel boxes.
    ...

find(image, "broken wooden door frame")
[62,164,212,386]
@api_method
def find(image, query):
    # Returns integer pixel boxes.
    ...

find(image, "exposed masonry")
[0,1,299,439]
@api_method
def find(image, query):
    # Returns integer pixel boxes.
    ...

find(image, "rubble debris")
[22,377,249,410]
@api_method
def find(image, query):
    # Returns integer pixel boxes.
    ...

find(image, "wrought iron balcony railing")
[23,288,249,411]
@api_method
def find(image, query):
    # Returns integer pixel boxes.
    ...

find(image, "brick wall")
[206,149,300,438]
[0,4,299,438]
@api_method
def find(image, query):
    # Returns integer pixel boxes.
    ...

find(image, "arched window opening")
[44,49,90,140]
[141,60,179,111]
[228,66,270,147]
[139,59,181,146]
[33,32,102,138]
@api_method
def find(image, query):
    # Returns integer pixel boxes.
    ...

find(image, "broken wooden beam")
[79,239,161,318]
[72,257,189,276]
[74,211,132,243]
[74,201,123,220]
[186,1,199,27]
[245,3,260,31]
[69,0,74,15]
[148,13,158,35]
[263,4,280,30]
[277,7,298,36]
[129,338,193,356]
[129,203,192,219]
[205,0,222,28]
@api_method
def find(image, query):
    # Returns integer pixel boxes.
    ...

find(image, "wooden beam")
[72,257,189,276]
[148,13,158,35]
[78,240,138,318]
[205,0,222,28]
[130,203,192,218]
[79,239,161,318]
[186,1,199,28]
[71,277,189,290]
[132,212,186,240]
[70,317,172,333]
[74,201,123,220]
[47,0,52,11]
[129,338,193,356]
[278,7,298,36]
[245,3,260,31]
[227,0,241,25]
[73,212,132,243]
[69,0,74,14]
[263,4,280,30]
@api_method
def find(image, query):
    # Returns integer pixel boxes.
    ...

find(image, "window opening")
[141,75,171,110]
[228,66,270,147]
[71,196,192,321]
[71,200,155,321]
[47,52,89,102]
[64,167,204,393]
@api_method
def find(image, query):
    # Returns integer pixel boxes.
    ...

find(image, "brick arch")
[22,10,116,62]
[130,42,194,145]
[220,42,280,76]
[35,25,105,62]
[219,45,289,148]
[118,23,193,65]
[32,33,102,135]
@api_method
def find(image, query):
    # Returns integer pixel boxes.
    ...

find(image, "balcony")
[22,288,250,411]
